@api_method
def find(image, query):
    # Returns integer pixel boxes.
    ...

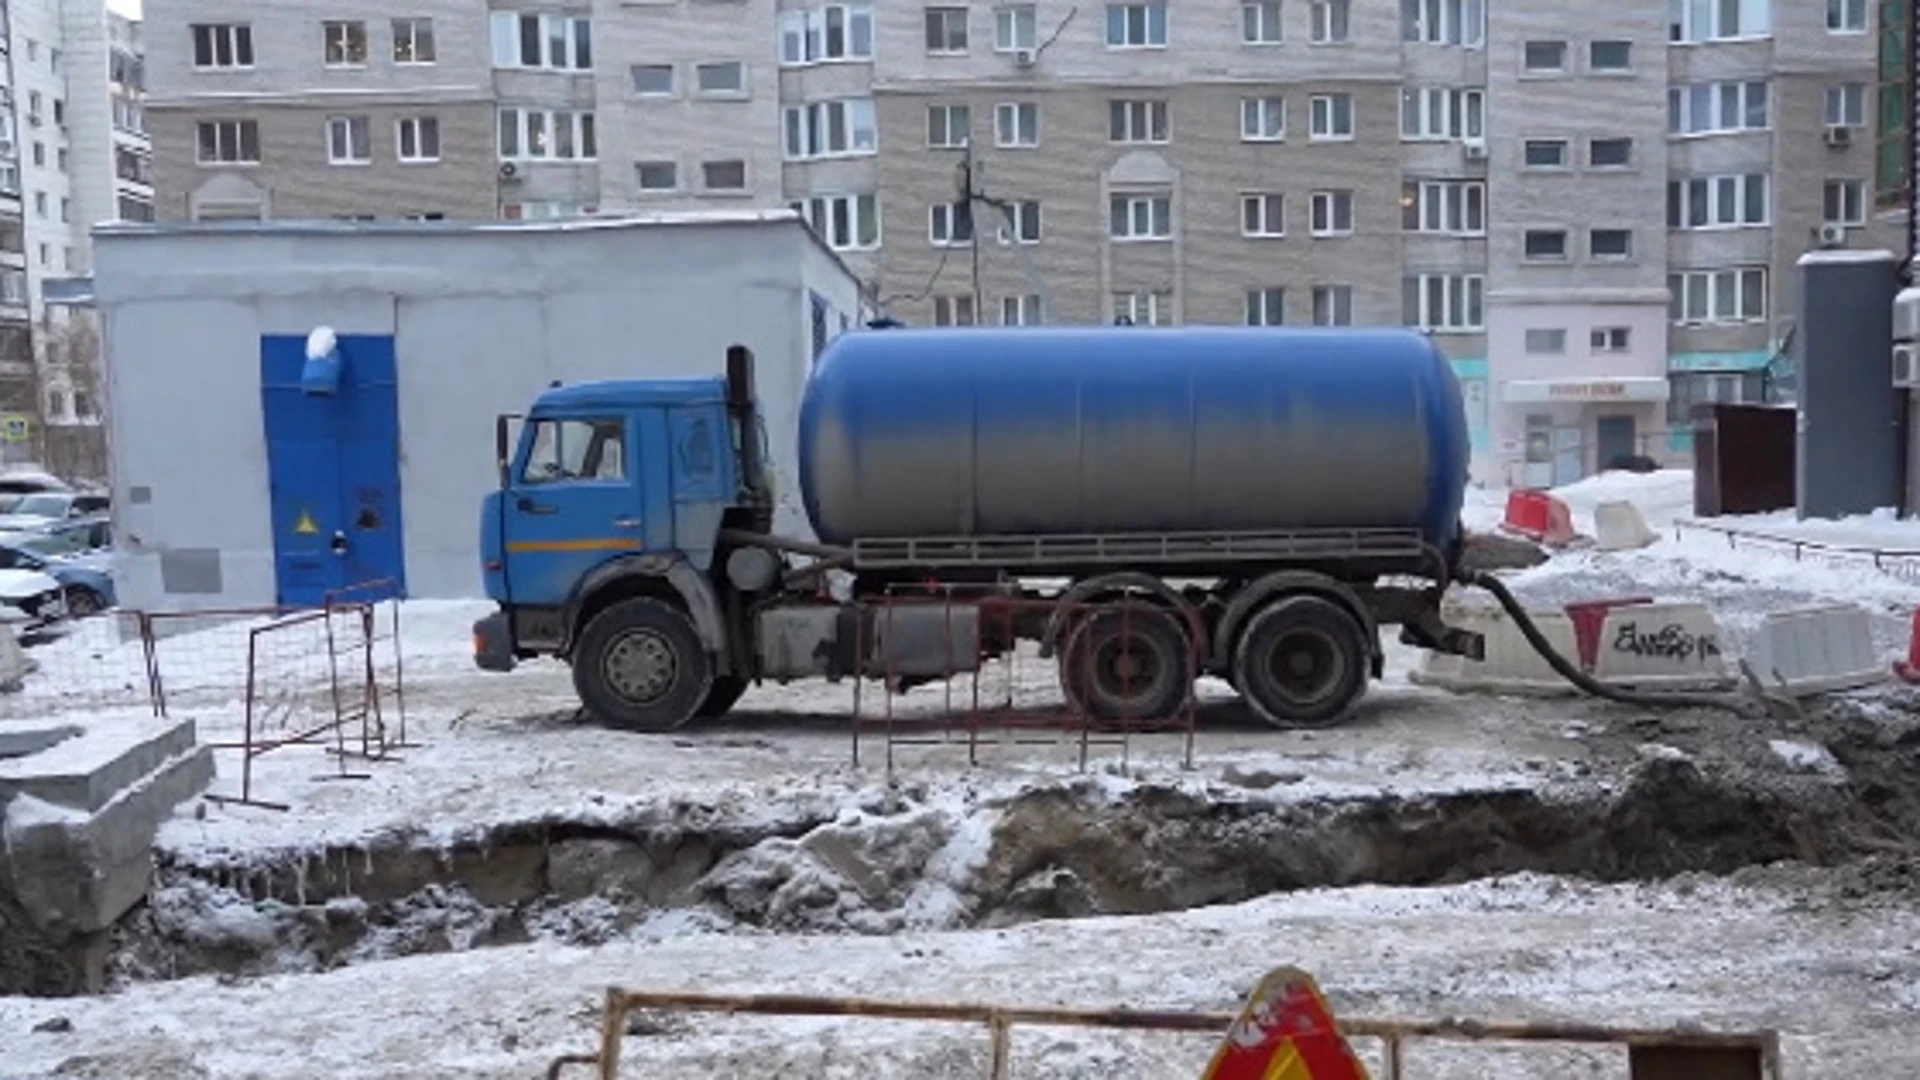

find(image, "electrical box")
[1896,287,1920,342]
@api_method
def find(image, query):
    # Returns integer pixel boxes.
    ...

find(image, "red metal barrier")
[1501,489,1551,540]
[1896,608,1920,684]
[850,587,1201,773]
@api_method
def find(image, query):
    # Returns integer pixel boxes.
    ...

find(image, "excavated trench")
[103,704,1920,990]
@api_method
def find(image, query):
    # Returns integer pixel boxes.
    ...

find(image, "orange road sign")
[1199,967,1371,1080]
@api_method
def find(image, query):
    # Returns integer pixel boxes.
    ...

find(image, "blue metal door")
[260,333,407,608]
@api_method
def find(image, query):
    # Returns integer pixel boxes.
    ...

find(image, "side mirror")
[494,414,513,488]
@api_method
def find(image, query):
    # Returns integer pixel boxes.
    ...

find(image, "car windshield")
[13,494,67,517]
[20,532,84,558]
[0,495,22,513]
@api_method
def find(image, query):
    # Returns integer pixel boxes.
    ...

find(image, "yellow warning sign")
[293,510,319,535]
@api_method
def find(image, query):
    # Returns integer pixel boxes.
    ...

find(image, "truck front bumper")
[472,611,518,673]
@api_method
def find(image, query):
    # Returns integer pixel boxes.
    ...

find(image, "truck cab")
[473,347,770,728]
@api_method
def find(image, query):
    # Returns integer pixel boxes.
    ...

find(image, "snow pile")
[304,325,337,361]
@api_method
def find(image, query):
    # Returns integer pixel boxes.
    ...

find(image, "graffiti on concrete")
[1610,621,1721,663]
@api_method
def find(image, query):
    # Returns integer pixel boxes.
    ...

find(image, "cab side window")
[520,419,627,485]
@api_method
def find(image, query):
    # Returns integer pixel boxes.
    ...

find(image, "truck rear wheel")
[1059,603,1193,726]
[1233,595,1370,729]
[572,598,713,732]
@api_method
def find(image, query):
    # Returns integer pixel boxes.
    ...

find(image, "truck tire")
[1233,595,1369,729]
[697,676,749,718]
[572,598,713,732]
[1059,603,1193,725]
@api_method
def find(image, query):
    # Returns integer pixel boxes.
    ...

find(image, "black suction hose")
[1463,570,1769,718]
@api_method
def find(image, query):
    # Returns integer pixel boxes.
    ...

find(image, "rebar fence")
[545,988,1783,1080]
[850,587,1201,773]
[1673,519,1920,581]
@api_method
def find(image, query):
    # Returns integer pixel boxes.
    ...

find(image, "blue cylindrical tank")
[797,326,1470,553]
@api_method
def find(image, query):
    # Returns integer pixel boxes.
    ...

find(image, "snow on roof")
[1795,248,1901,266]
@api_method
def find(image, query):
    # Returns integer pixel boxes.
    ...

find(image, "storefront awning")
[1501,377,1670,405]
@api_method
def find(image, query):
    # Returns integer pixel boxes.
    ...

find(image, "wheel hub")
[603,629,677,705]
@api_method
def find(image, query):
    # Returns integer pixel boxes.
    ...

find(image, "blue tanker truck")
[471,325,1750,731]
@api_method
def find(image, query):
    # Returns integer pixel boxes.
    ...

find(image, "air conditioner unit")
[1823,124,1852,147]
[1894,343,1920,389]
[1013,48,1036,67]
[498,161,519,181]
[1817,222,1848,247]
[1461,139,1488,161]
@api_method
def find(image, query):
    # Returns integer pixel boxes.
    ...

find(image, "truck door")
[500,414,643,605]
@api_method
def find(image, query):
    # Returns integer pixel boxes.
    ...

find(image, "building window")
[1590,228,1633,259]
[490,12,593,71]
[933,295,976,326]
[1401,0,1484,46]
[1666,173,1769,229]
[1523,229,1568,261]
[1001,294,1043,326]
[1826,0,1866,32]
[1310,189,1353,235]
[1109,99,1169,143]
[1114,290,1173,326]
[1589,39,1631,70]
[1668,370,1764,425]
[323,20,368,67]
[191,23,254,69]
[1107,2,1168,47]
[792,192,880,250]
[393,17,436,64]
[783,98,878,159]
[1241,193,1286,237]
[1401,179,1485,234]
[498,108,598,160]
[1670,0,1769,42]
[998,200,1042,243]
[1308,94,1354,139]
[118,195,155,222]
[631,64,674,95]
[1824,83,1865,127]
[1310,0,1350,43]
[1246,287,1286,326]
[925,7,969,54]
[1591,327,1631,352]
[635,161,678,192]
[778,4,875,65]
[1241,97,1285,141]
[1588,137,1633,168]
[1241,1,1282,44]
[1522,40,1566,73]
[702,159,748,191]
[1400,87,1484,140]
[1311,285,1354,325]
[1522,138,1568,168]
[1823,179,1865,225]
[929,201,974,246]
[196,119,260,164]
[695,61,745,94]
[1668,80,1769,134]
[995,4,1037,50]
[995,102,1039,146]
[1110,192,1173,240]
[1668,267,1768,324]
[927,104,970,148]
[396,116,440,162]
[1402,273,1485,331]
[1524,328,1567,354]
[327,115,371,164]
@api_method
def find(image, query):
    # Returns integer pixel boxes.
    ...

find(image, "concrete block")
[1410,600,1582,696]
[1594,500,1659,551]
[1591,602,1733,691]
[0,716,200,814]
[1746,604,1887,697]
[0,622,37,691]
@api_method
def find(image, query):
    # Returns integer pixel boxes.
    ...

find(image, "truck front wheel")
[572,598,713,732]
[1233,595,1370,729]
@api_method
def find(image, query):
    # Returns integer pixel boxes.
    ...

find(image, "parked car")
[0,534,113,616]
[37,513,110,552]
[0,563,68,635]
[0,491,108,532]
[0,469,71,495]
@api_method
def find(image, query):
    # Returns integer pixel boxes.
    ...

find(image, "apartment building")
[143,0,1913,481]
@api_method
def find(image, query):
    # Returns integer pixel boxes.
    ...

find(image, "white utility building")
[91,210,866,613]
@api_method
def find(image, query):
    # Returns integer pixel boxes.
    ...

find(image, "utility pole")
[958,144,1055,324]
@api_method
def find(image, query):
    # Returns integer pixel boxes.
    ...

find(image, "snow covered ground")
[6,467,1920,1077]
